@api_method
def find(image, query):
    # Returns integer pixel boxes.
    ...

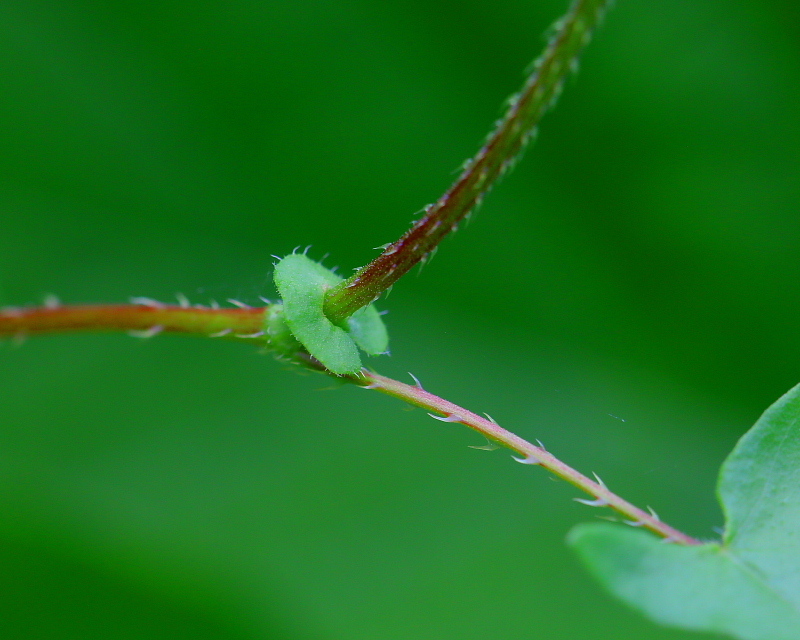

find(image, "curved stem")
[323,0,612,323]
[350,369,701,546]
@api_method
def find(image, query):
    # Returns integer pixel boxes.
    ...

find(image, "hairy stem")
[0,302,267,342]
[350,369,701,546]
[3,300,698,545]
[323,0,612,324]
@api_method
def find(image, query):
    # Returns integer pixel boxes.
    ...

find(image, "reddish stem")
[0,303,267,341]
[323,0,611,323]
[2,301,699,545]
[354,369,701,546]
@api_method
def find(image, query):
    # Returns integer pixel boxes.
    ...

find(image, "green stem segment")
[351,369,701,546]
[323,0,612,324]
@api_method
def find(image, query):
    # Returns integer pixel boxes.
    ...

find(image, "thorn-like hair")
[468,440,499,451]
[512,453,541,465]
[408,372,424,389]
[128,325,164,339]
[426,412,460,423]
[574,496,609,508]
[623,519,646,527]
[175,292,190,308]
[130,297,165,309]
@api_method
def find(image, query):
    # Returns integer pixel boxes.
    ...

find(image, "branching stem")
[323,0,612,324]
[3,301,699,546]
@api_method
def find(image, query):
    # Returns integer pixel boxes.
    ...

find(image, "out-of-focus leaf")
[570,383,800,640]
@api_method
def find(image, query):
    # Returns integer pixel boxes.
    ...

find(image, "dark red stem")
[323,0,611,323]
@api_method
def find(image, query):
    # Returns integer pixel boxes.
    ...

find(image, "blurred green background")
[1,0,799,638]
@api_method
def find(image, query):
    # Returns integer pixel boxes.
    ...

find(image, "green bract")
[570,383,800,640]
[263,303,302,358]
[272,253,388,375]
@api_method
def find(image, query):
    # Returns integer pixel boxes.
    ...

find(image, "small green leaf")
[273,253,388,375]
[570,383,800,640]
[347,304,388,356]
[262,303,302,358]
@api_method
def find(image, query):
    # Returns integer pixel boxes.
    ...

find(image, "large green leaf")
[569,383,800,640]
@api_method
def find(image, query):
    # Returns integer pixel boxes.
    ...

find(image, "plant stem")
[4,300,699,545]
[323,0,612,324]
[0,302,267,342]
[350,369,701,546]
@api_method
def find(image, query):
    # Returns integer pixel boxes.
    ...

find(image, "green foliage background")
[1,1,799,638]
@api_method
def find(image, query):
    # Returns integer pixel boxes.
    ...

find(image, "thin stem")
[0,302,267,342]
[323,0,612,324]
[351,369,701,546]
[3,301,699,544]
